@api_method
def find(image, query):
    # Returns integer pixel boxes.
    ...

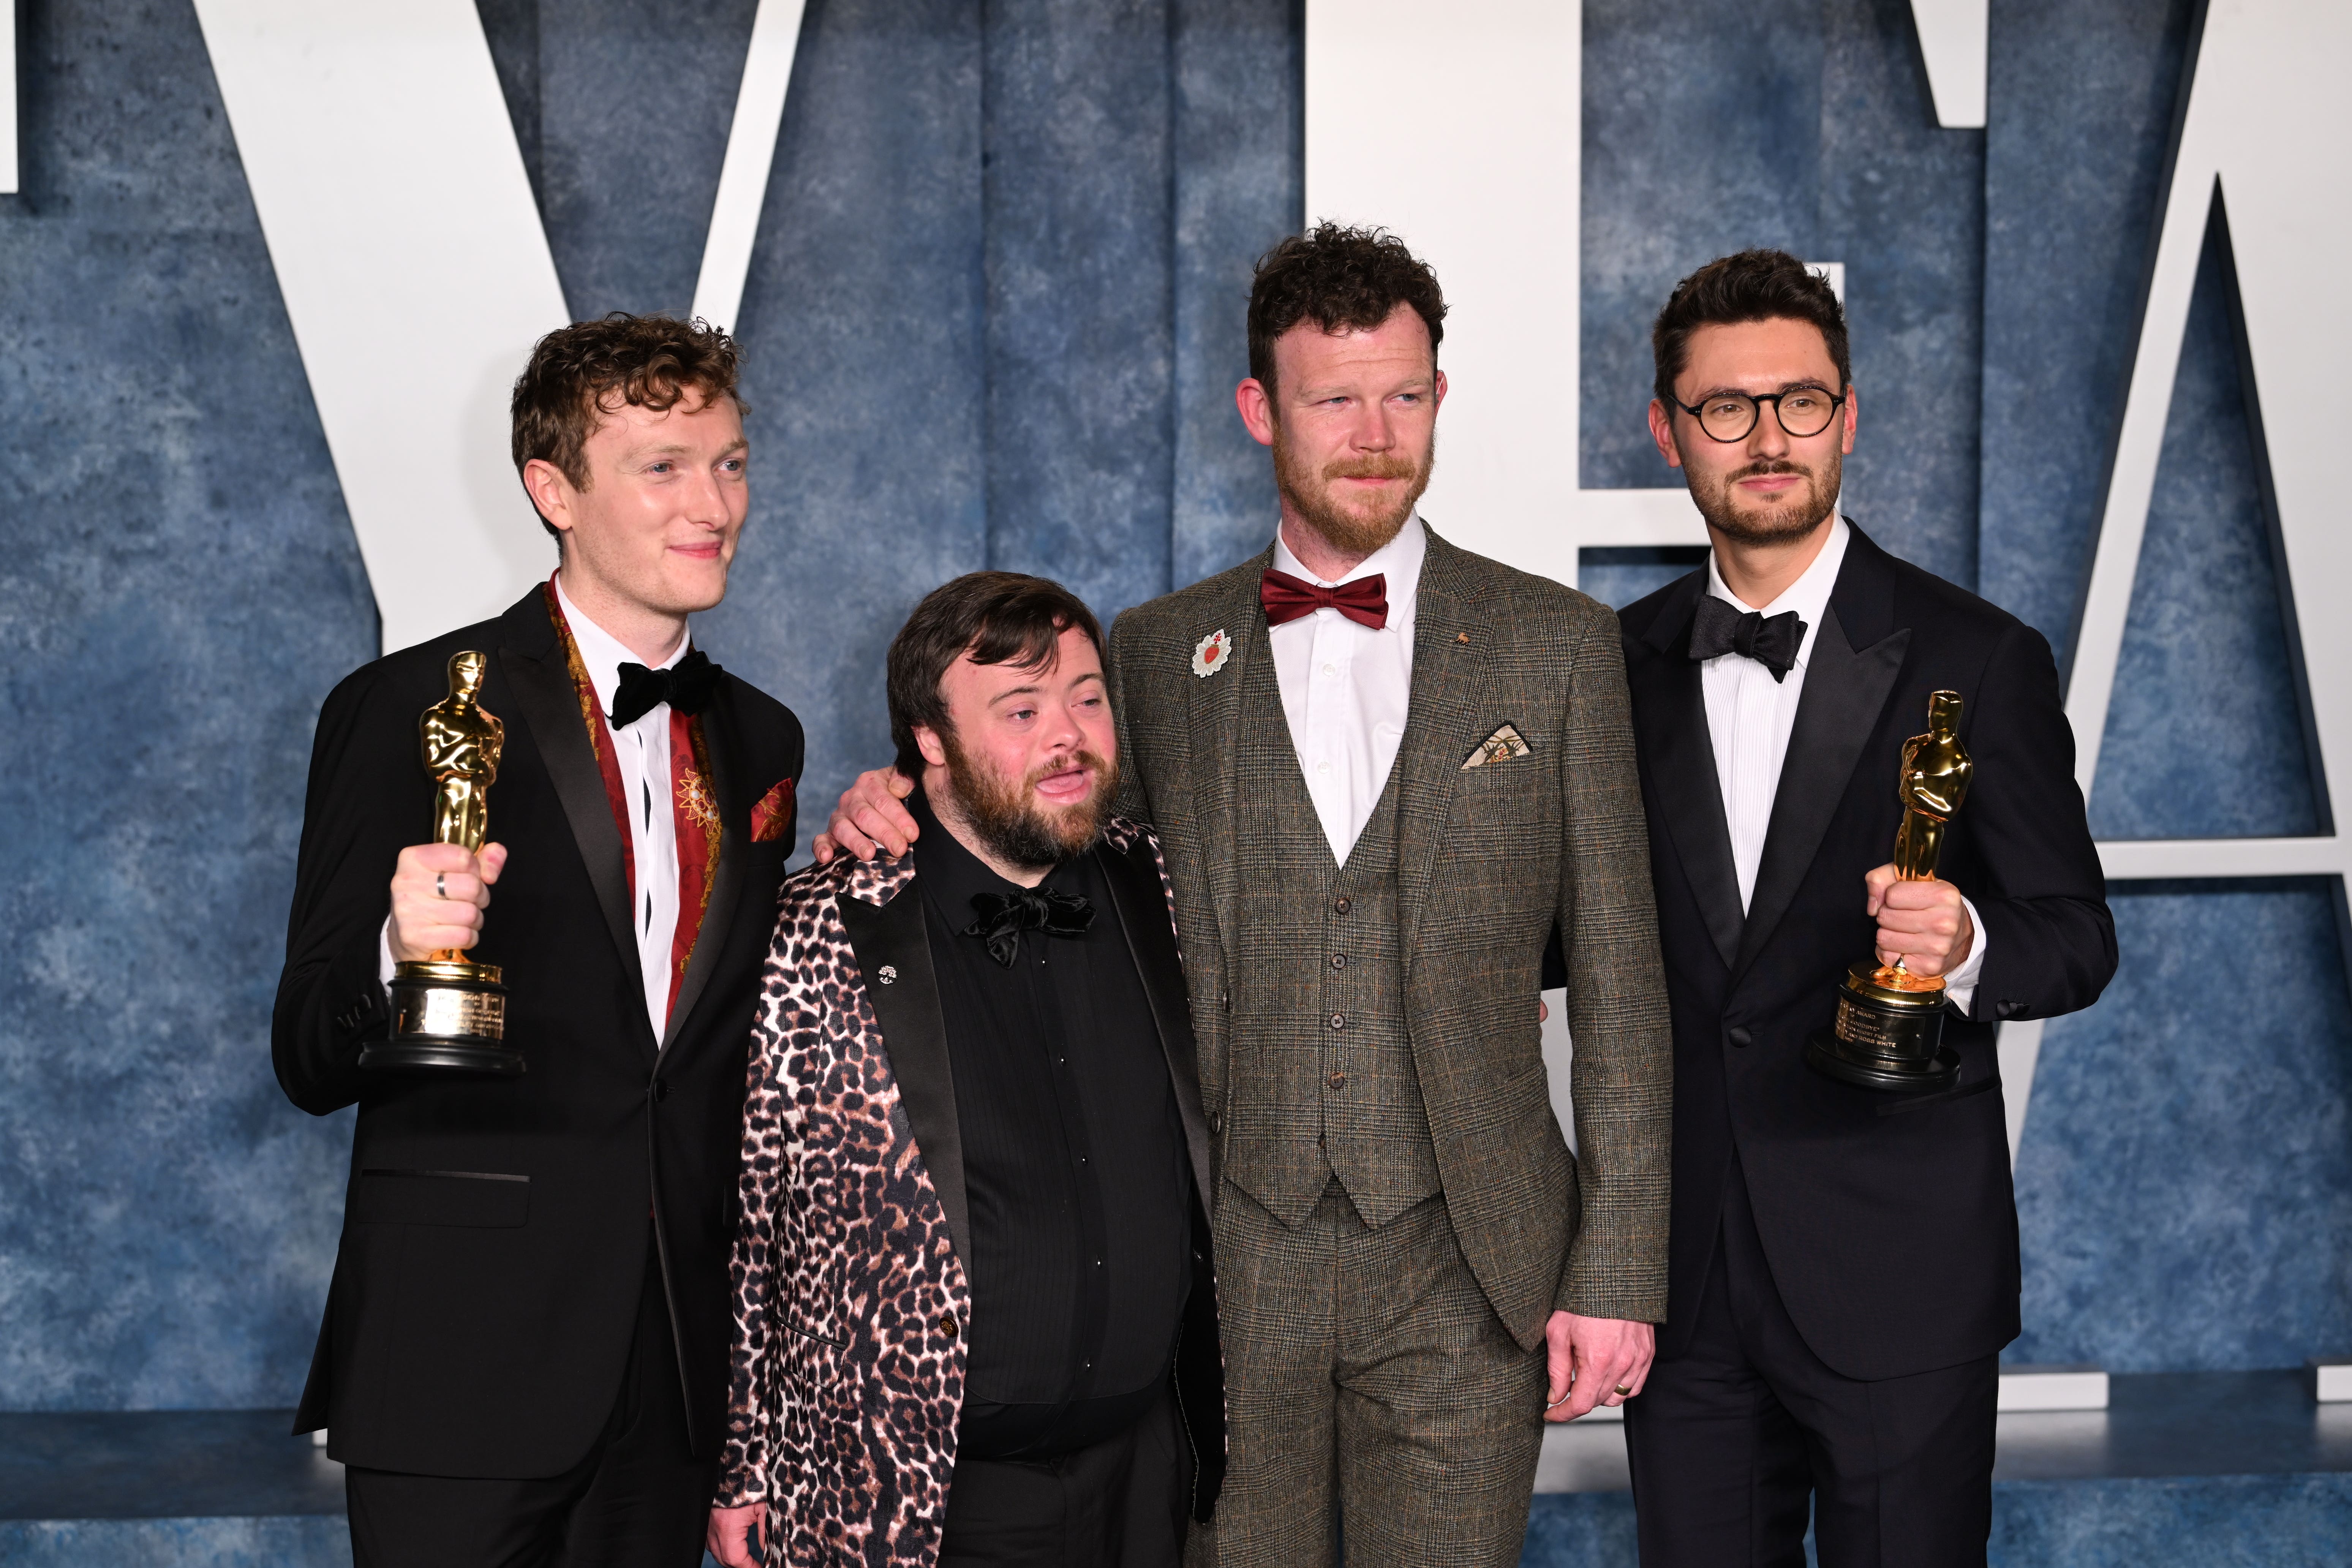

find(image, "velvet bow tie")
[963,887,1096,968]
[1688,595,1807,682]
[1260,568,1388,630]
[610,650,722,728]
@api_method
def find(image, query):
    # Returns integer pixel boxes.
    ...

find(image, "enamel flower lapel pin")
[1192,628,1232,678]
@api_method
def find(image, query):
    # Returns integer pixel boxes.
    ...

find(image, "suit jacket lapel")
[1185,549,1269,980]
[1628,576,1744,972]
[496,593,650,1047]
[1097,835,1214,1201]
[1394,530,1489,953]
[837,870,969,1279]
[1734,529,1909,978]
[657,685,747,1059]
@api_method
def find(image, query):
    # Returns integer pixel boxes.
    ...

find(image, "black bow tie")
[963,887,1095,968]
[610,650,722,729]
[1689,595,1807,682]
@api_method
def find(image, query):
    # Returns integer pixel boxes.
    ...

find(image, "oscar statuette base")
[1804,960,1960,1094]
[364,959,523,1077]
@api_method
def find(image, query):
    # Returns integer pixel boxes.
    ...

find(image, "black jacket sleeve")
[1961,619,2118,1022]
[272,664,420,1115]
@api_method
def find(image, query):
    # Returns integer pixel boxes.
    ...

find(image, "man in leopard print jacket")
[708,574,1224,1568]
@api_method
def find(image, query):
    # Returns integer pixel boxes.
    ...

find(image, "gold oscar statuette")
[360,650,524,1076]
[1805,690,1973,1093]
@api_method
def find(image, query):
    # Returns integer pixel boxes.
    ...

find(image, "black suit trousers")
[344,1239,713,1568]
[1623,1155,1996,1568]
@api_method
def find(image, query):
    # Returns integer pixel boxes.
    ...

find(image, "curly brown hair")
[1246,223,1447,399]
[1651,250,1849,408]
[510,312,745,539]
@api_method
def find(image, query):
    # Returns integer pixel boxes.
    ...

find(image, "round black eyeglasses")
[1674,386,1846,443]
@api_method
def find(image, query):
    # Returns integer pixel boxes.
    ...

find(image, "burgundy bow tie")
[1260,569,1388,630]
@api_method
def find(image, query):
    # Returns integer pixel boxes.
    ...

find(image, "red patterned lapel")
[666,708,722,1019]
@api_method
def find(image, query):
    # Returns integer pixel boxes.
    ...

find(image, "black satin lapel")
[839,882,969,1277]
[1186,556,1266,976]
[1630,634,1743,972]
[498,642,648,1029]
[1394,547,1486,953]
[1733,606,1912,978]
[658,688,748,1059]
[1098,838,1213,1200]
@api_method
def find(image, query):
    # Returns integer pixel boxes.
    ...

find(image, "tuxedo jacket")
[1617,523,2114,1381]
[715,821,1225,1566]
[273,585,803,1476]
[1105,527,1674,1342]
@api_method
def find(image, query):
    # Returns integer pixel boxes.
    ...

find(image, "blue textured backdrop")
[1,0,2345,1432]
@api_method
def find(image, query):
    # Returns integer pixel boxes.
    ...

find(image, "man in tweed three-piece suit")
[823,226,1673,1566]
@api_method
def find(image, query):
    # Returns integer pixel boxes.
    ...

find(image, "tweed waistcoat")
[1220,624,1442,1229]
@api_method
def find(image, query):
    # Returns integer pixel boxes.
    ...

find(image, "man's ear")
[912,725,950,770]
[1235,378,1277,449]
[1648,399,1684,470]
[522,457,577,539]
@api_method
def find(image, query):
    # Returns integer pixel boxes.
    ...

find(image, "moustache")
[1728,459,1815,483]
[1027,752,1111,795]
[1323,454,1420,483]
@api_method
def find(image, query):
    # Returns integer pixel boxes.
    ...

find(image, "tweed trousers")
[1186,1180,1546,1568]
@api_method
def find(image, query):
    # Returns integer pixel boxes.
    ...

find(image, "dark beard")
[1272,420,1435,558]
[940,736,1118,872]
[1686,451,1841,546]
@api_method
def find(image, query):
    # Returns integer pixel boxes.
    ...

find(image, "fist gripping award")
[1806,691,1974,1094]
[360,650,522,1076]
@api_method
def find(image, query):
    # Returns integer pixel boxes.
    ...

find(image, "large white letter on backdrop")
[193,0,570,654]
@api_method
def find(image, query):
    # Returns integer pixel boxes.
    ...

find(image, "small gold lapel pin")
[1461,723,1531,770]
[1456,631,1471,644]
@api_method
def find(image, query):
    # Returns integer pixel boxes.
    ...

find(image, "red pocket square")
[750,777,797,844]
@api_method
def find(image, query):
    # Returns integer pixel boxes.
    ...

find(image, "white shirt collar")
[1704,514,1849,672]
[553,571,689,724]
[1270,512,1427,633]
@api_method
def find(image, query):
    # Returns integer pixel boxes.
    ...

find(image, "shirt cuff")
[1946,896,1988,1018]
[378,917,397,988]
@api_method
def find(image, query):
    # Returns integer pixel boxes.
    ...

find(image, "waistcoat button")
[1330,953,1347,969]
[1329,1072,1347,1089]
[1334,897,1351,914]
[1329,1013,1347,1030]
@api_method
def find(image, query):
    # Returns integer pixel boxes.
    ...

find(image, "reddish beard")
[1272,420,1435,558]
[1687,450,1842,546]
[940,734,1119,871]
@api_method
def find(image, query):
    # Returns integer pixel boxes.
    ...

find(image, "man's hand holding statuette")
[1863,863,1973,978]
[387,841,508,962]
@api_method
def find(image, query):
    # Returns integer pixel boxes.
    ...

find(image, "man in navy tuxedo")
[1608,250,2114,1565]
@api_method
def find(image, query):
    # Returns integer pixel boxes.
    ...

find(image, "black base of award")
[1804,960,1960,1094]
[364,959,524,1076]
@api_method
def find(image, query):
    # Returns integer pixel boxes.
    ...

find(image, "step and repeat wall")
[1,0,2345,1413]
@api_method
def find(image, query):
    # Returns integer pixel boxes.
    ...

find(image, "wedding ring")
[1614,1385,1633,1396]
[436,872,447,900]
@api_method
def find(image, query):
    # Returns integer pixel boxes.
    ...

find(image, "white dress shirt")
[1268,515,1426,861]
[381,576,691,1040]
[1699,516,1987,1015]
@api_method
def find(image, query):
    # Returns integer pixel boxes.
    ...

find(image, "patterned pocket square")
[750,777,797,843]
[1461,724,1531,770]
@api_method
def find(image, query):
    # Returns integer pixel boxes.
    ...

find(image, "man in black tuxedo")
[1610,251,2114,1564]
[273,315,804,1566]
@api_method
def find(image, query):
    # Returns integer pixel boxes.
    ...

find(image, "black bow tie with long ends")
[610,650,722,728]
[963,887,1095,968]
[1688,595,1807,683]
